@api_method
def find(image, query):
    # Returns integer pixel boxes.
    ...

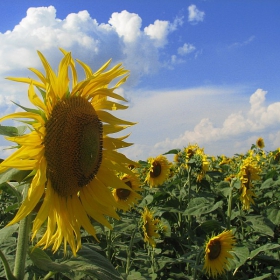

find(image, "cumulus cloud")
[108,10,142,43]
[188,5,205,24]
[153,89,280,156]
[144,16,184,48]
[0,6,185,91]
[0,4,190,126]
[117,87,280,160]
[178,43,196,55]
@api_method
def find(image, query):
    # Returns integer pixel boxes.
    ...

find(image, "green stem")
[106,228,114,262]
[193,249,203,280]
[187,166,192,240]
[151,247,156,274]
[13,187,32,280]
[0,248,17,280]
[226,180,234,230]
[125,225,137,276]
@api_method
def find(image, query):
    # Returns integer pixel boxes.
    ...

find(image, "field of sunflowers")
[1,137,280,279]
[0,50,280,279]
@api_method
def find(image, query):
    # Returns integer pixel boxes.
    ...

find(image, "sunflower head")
[112,173,142,212]
[145,155,170,187]
[204,230,236,278]
[256,137,265,149]
[237,156,261,210]
[0,49,136,255]
[141,208,160,247]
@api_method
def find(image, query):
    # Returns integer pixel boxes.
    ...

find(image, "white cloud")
[188,5,205,24]
[144,20,170,47]
[152,88,280,156]
[108,10,142,43]
[178,43,196,55]
[0,6,180,84]
[116,87,280,160]
[144,16,184,48]
[229,35,256,49]
[0,5,190,114]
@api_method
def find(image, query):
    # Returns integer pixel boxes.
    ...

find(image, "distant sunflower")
[112,173,142,212]
[256,137,265,149]
[185,143,199,160]
[0,49,136,255]
[238,157,261,210]
[204,230,236,278]
[145,155,170,187]
[195,148,210,182]
[142,208,160,247]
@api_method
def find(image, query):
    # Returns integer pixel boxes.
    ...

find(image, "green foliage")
[1,139,280,279]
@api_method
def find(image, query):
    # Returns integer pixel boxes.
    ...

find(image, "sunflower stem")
[226,180,234,230]
[125,224,137,276]
[187,166,192,242]
[106,227,114,262]
[13,187,32,280]
[193,248,203,280]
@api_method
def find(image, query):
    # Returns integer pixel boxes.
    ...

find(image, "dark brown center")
[44,96,102,197]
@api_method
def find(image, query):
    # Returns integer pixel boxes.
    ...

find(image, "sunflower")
[141,207,160,247]
[237,156,261,210]
[256,137,265,149]
[204,230,236,278]
[0,49,136,255]
[112,173,142,212]
[145,155,170,187]
[195,148,210,182]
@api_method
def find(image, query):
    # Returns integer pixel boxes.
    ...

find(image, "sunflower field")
[0,51,280,280]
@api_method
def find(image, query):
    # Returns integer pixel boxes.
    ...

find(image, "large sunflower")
[141,207,160,247]
[112,173,142,212]
[237,156,261,210]
[145,155,170,187]
[203,230,236,278]
[0,49,136,255]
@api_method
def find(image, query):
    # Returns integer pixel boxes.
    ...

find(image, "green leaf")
[0,224,19,245]
[261,177,280,189]
[0,249,17,280]
[200,220,221,233]
[127,270,146,280]
[217,181,232,197]
[249,243,280,260]
[28,247,71,273]
[245,215,275,237]
[0,125,27,137]
[231,245,250,268]
[139,194,154,207]
[184,199,223,216]
[62,245,122,280]
[163,149,180,155]
[0,168,31,184]
[266,206,280,225]
[248,273,272,280]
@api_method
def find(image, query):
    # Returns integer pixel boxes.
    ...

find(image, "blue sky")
[0,1,280,160]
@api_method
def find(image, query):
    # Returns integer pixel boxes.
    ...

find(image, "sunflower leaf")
[28,247,72,273]
[0,125,28,137]
[163,149,180,155]
[0,224,19,245]
[61,245,122,280]
[249,243,280,260]
[0,168,32,184]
